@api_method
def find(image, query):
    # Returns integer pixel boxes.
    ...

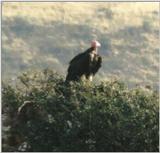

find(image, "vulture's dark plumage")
[65,40,102,82]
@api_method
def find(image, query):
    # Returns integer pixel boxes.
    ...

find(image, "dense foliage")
[2,69,159,152]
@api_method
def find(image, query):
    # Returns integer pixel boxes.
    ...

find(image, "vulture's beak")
[96,42,101,48]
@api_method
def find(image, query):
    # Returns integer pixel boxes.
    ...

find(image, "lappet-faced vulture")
[65,40,102,82]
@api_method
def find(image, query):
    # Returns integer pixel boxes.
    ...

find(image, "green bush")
[2,69,159,152]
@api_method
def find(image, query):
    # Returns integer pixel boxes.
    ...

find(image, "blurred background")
[2,2,159,89]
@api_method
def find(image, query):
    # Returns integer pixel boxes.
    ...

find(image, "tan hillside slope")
[2,2,159,89]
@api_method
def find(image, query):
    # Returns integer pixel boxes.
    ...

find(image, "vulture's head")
[91,40,101,54]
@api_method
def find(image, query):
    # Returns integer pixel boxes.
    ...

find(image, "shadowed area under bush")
[2,69,159,152]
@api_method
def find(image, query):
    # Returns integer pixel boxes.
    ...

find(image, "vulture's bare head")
[91,40,101,54]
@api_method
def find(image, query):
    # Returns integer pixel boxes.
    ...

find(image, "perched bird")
[65,40,102,82]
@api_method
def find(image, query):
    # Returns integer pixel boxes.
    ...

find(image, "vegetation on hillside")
[2,69,159,152]
[2,2,159,88]
[2,3,159,152]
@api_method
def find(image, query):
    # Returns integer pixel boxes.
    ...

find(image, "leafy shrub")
[2,69,159,152]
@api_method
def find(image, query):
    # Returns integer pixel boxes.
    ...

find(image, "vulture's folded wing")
[69,52,84,65]
[66,53,91,81]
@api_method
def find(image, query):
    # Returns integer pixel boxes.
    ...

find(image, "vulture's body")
[66,44,102,82]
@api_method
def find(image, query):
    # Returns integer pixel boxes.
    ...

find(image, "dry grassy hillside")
[2,2,159,89]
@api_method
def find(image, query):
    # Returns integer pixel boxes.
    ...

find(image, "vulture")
[65,40,102,82]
